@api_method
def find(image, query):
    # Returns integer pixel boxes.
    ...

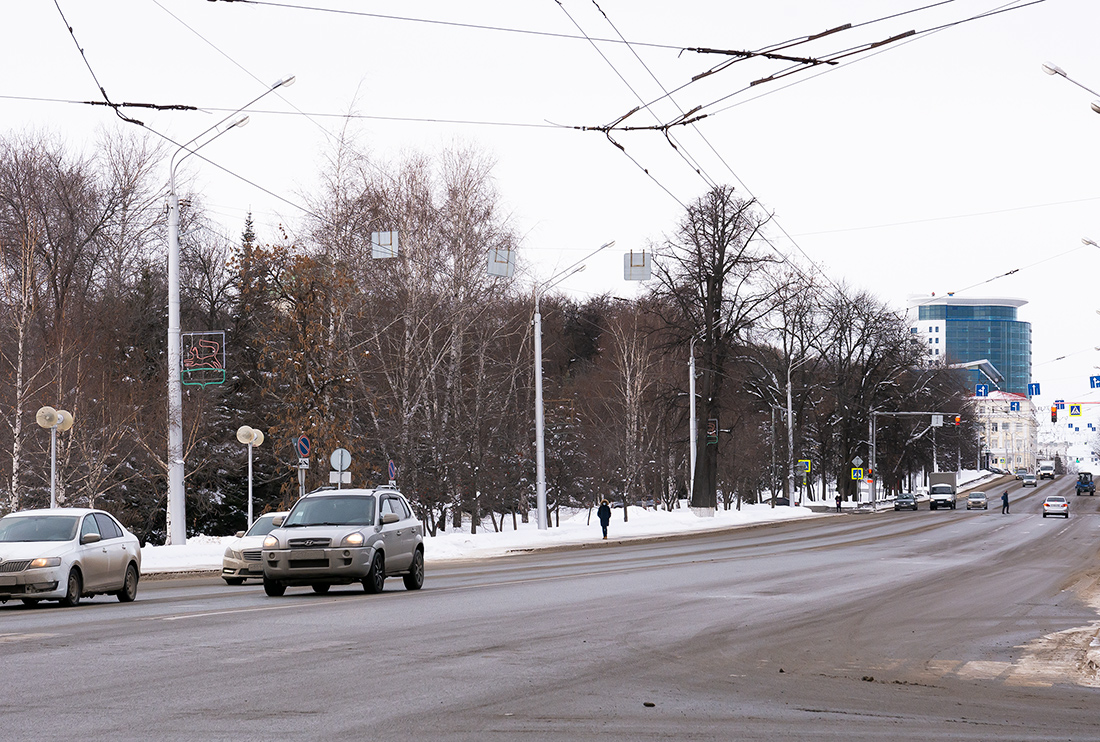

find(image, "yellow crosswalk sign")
[1070,404,1082,417]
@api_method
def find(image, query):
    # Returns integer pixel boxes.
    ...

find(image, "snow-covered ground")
[142,467,1005,575]
[141,500,825,574]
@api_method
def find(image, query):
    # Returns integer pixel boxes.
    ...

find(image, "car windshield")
[244,514,282,537]
[0,514,79,542]
[969,494,985,499]
[284,496,375,527]
[1046,497,1066,503]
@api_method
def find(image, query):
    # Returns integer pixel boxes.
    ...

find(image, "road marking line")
[149,598,343,621]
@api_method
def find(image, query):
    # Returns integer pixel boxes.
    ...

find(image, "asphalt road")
[2,476,1099,741]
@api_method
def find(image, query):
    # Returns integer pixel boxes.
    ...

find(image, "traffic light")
[954,415,961,426]
[1051,406,1058,423]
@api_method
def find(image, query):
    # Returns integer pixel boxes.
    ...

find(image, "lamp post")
[1042,62,1100,114]
[165,75,294,546]
[533,240,614,529]
[35,406,74,508]
[236,426,265,527]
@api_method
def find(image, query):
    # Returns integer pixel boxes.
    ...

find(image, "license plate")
[0,575,15,587]
[292,549,325,560]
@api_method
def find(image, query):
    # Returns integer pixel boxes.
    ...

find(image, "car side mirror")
[235,531,245,538]
[272,515,285,527]
[81,533,101,545]
[380,513,399,525]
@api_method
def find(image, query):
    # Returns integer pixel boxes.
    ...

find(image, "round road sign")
[330,447,351,471]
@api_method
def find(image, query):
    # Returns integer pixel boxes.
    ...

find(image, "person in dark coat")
[1001,490,1010,514]
[597,500,612,539]
[835,494,842,513]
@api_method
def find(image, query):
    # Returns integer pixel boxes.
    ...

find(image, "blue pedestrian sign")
[1070,404,1083,417]
[975,384,989,397]
[1027,382,1040,397]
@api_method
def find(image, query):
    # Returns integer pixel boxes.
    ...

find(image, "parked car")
[1042,496,1070,518]
[222,511,288,585]
[0,508,141,607]
[894,493,918,511]
[1021,474,1037,488]
[261,487,424,596]
[966,492,989,510]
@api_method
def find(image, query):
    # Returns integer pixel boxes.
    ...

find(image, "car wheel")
[21,599,40,607]
[60,568,82,607]
[362,552,385,594]
[116,564,139,603]
[263,578,286,597]
[223,577,245,586]
[1043,513,1047,518]
[403,548,424,591]
[311,584,330,594]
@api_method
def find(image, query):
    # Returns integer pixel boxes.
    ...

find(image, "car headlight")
[341,532,365,547]
[263,535,280,549]
[224,547,238,559]
[29,557,61,569]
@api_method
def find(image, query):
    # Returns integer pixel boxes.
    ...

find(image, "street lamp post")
[236,426,265,527]
[35,406,74,508]
[533,240,614,529]
[165,75,294,546]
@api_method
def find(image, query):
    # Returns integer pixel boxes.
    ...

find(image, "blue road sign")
[1010,401,1020,411]
[1070,404,1083,417]
[1056,399,1066,410]
[295,435,310,458]
[1092,376,1100,389]
[1028,383,1040,397]
[975,384,989,397]
[388,459,397,480]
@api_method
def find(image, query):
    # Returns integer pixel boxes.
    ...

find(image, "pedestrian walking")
[597,500,612,539]
[1001,490,1010,514]
[835,494,842,513]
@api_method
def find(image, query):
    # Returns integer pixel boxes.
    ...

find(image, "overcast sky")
[5,0,1099,436]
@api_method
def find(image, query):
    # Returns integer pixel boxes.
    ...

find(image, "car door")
[379,496,414,571]
[93,513,130,591]
[78,515,111,592]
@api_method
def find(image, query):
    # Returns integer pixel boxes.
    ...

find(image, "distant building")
[908,295,1032,395]
[971,390,1038,472]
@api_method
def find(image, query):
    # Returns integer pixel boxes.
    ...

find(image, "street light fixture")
[165,74,294,546]
[236,425,265,528]
[533,240,614,529]
[1042,61,1100,114]
[36,406,74,508]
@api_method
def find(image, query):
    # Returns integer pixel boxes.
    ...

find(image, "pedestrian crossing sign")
[851,468,864,480]
[1070,404,1082,417]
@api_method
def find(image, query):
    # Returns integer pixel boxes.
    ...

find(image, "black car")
[894,493,918,511]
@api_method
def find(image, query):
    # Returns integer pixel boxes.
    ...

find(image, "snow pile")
[140,502,821,574]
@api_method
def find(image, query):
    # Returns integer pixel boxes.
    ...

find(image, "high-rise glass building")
[908,296,1031,395]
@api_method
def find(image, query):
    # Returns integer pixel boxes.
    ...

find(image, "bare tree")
[649,185,780,511]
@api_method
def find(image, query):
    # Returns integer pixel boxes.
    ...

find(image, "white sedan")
[1042,496,1070,519]
[0,508,142,607]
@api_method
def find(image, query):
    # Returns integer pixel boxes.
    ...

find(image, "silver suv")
[261,487,424,596]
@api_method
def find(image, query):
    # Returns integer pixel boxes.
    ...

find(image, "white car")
[1042,496,1070,518]
[222,511,288,585]
[0,508,141,607]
